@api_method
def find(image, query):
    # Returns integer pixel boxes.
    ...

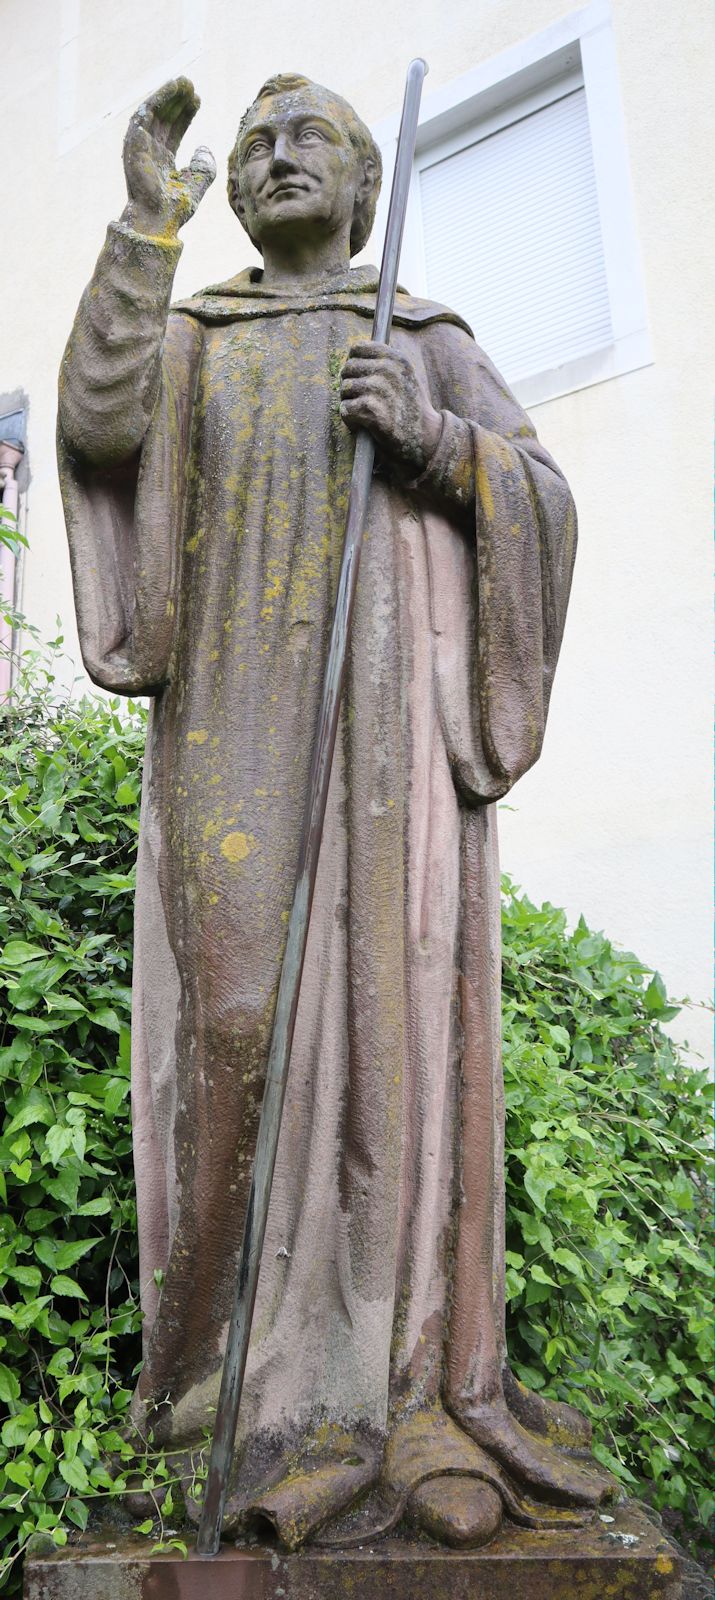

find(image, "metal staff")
[196,57,428,1557]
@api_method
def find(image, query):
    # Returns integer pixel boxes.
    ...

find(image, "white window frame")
[368,1,652,408]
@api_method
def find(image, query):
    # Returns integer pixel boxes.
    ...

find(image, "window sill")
[513,327,653,410]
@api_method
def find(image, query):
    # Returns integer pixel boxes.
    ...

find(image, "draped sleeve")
[405,319,577,802]
[57,223,203,694]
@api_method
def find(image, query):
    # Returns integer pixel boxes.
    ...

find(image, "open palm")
[121,76,215,238]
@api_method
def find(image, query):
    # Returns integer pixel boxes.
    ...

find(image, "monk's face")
[235,90,365,250]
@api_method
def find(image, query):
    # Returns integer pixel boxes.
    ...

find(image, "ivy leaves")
[501,886,712,1539]
[0,672,144,1589]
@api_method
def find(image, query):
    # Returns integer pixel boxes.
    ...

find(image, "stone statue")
[57,73,613,1549]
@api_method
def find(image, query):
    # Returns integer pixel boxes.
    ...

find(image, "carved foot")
[449,1398,611,1508]
[405,1476,503,1548]
[502,1366,593,1452]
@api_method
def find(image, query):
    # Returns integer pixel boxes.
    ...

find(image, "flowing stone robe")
[58,222,591,1544]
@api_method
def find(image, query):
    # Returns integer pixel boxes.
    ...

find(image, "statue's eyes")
[246,138,271,158]
[298,127,325,144]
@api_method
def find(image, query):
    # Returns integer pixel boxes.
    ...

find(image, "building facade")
[2,0,713,1062]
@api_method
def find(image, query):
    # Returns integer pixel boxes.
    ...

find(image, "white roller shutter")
[418,87,613,385]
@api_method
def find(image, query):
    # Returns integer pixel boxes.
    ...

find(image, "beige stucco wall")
[3,0,713,1062]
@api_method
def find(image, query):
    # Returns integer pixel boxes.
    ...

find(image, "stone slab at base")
[24,1502,684,1600]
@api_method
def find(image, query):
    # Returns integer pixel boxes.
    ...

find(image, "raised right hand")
[121,77,216,239]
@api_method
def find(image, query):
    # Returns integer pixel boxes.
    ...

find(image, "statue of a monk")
[57,74,613,1549]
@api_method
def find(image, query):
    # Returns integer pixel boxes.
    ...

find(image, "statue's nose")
[270,133,300,174]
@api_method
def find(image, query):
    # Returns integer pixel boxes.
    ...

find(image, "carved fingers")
[179,145,218,214]
[340,343,442,475]
[122,77,215,237]
[134,77,201,152]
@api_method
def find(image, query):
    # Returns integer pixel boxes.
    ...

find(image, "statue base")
[24,1502,685,1599]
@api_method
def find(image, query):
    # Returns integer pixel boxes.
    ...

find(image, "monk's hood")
[172,263,474,336]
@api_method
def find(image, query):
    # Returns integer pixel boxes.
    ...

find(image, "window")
[370,2,651,407]
[417,83,612,389]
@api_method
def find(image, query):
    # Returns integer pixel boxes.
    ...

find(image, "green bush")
[501,887,712,1537]
[0,657,710,1590]
[0,655,144,1591]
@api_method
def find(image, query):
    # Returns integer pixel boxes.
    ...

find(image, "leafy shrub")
[0,658,710,1590]
[0,657,144,1590]
[501,885,712,1541]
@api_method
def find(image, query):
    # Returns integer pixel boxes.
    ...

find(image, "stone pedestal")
[23,1503,687,1599]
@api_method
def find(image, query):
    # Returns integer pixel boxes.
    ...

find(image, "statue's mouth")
[269,181,310,198]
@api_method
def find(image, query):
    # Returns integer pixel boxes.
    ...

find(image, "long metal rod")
[196,57,428,1556]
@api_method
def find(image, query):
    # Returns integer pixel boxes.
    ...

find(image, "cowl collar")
[172,263,472,334]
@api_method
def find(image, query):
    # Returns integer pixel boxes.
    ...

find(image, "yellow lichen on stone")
[263,565,285,604]
[655,1554,673,1575]
[476,458,495,521]
[220,830,257,864]
[187,730,208,745]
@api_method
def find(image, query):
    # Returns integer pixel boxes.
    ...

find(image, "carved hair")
[227,73,383,256]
